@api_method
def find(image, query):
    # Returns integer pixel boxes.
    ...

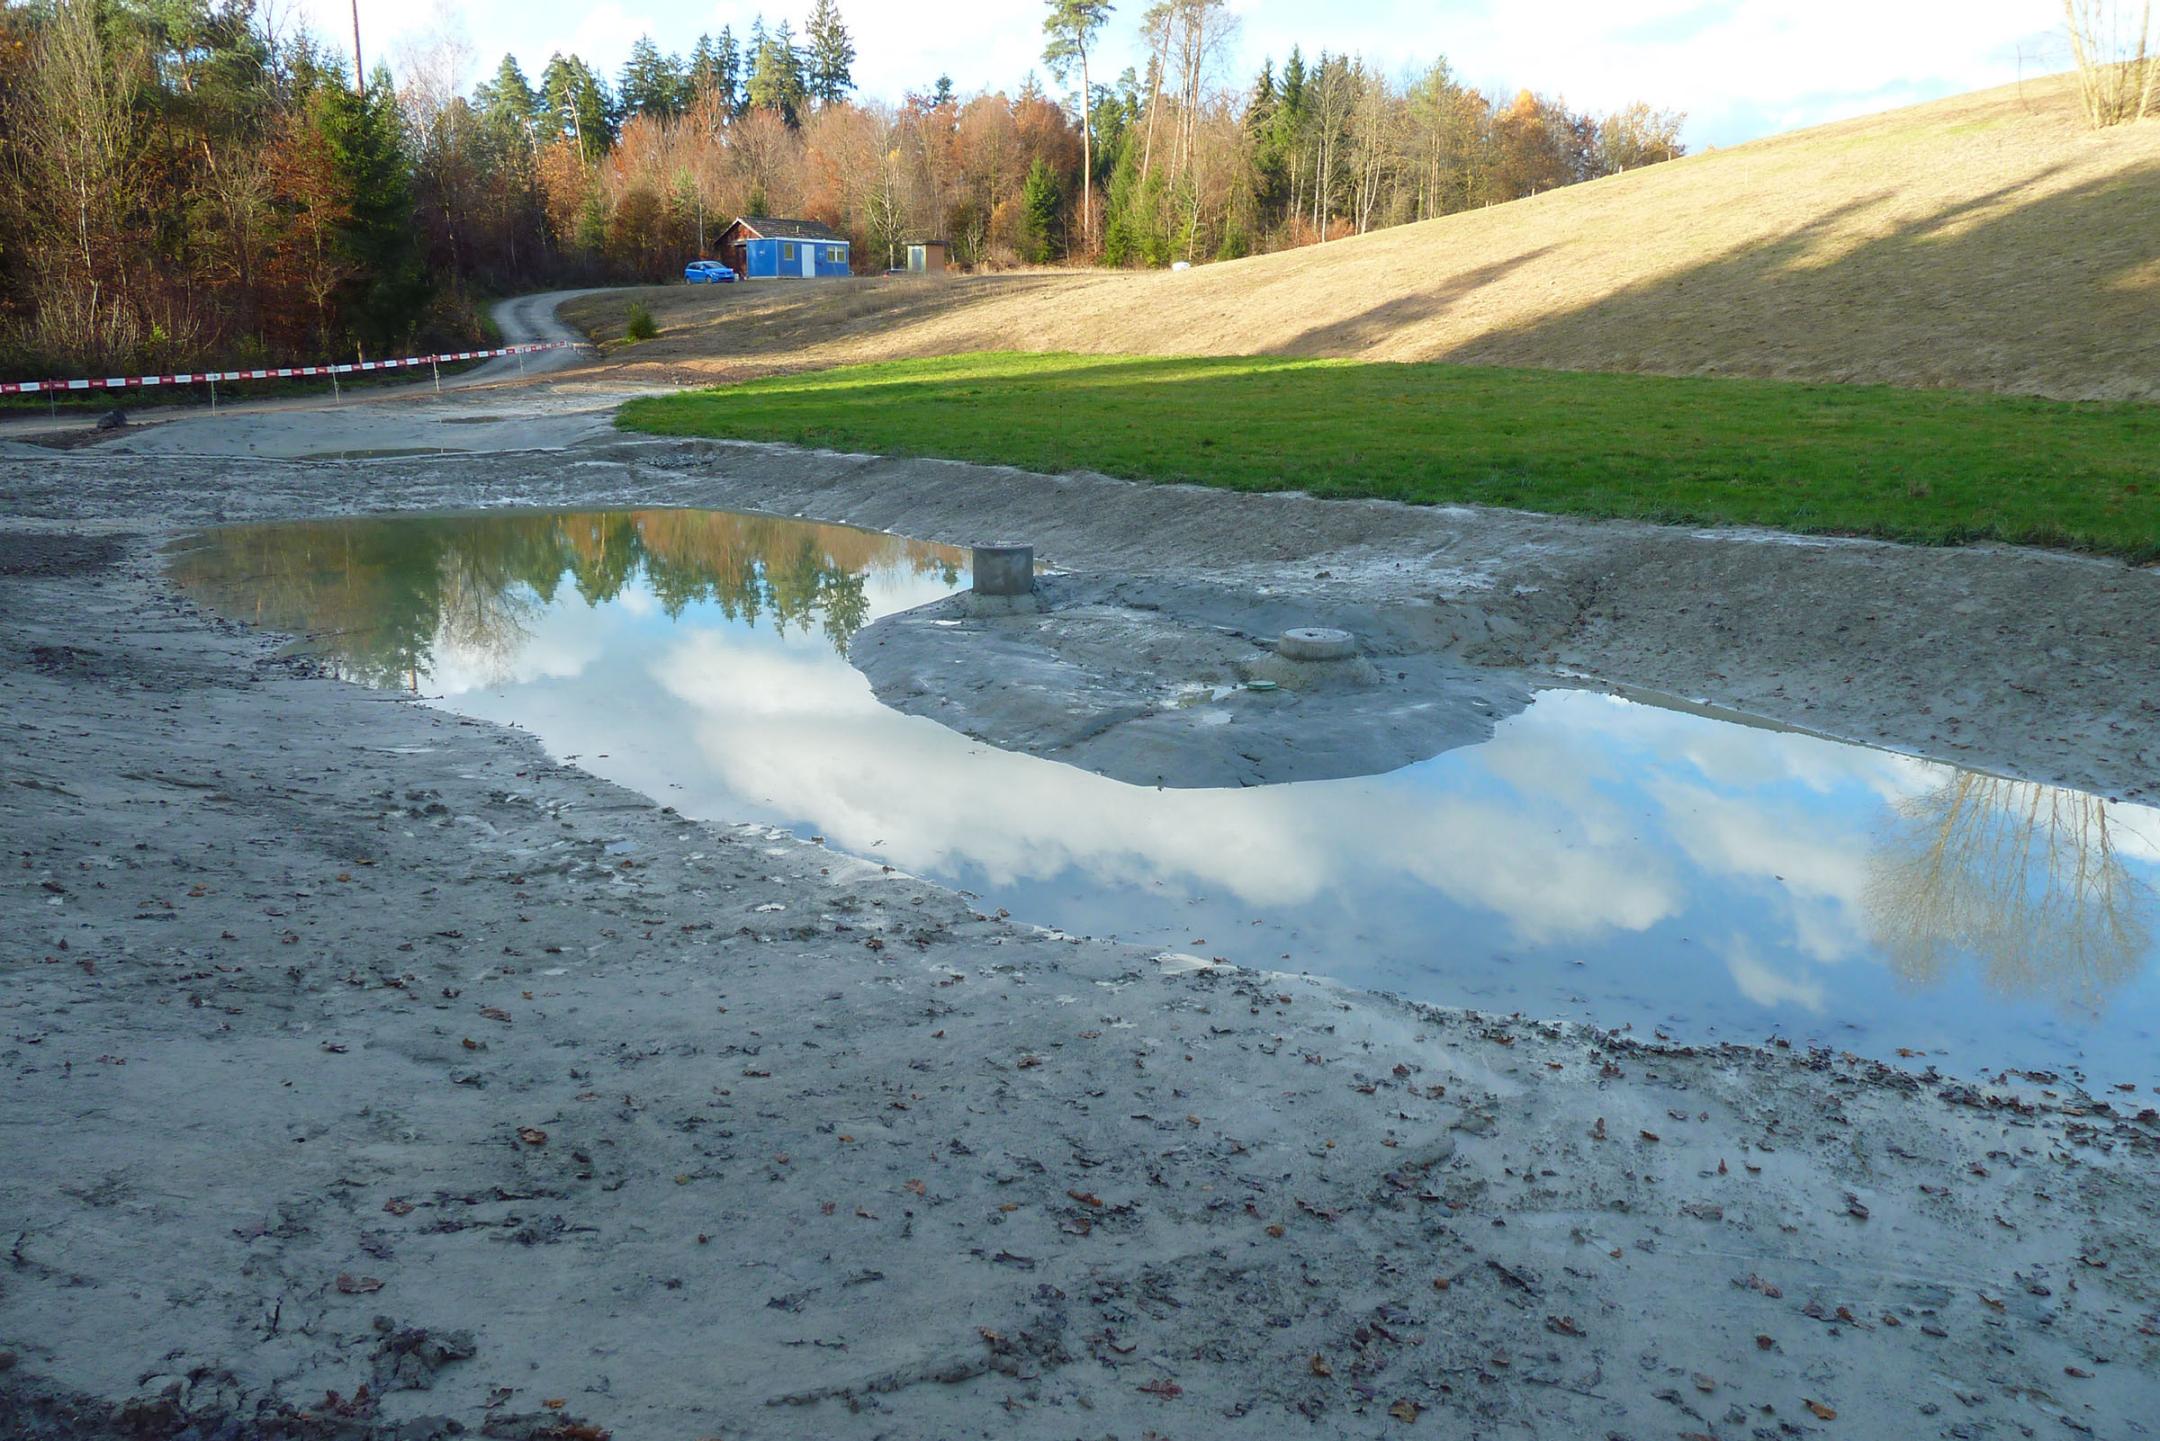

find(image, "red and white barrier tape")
[0,341,582,397]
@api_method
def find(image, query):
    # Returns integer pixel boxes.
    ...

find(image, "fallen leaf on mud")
[479,1007,512,1024]
[1309,1354,1332,1377]
[904,1179,926,1196]
[1388,1399,1420,1422]
[1138,1378,1182,1399]
[1639,1130,1660,1143]
[1806,1400,1837,1420]
[2065,1366,2094,1379]
[1692,1372,1716,1392]
[1755,1334,1775,1350]
[518,1127,548,1146]
[1431,1276,1450,1291]
[1546,1316,1584,1338]
[1062,1217,1092,1236]
[335,1274,384,1294]
[1265,1223,1286,1238]
[382,1198,415,1216]
[1067,1189,1104,1209]
[1486,1260,1539,1293]
[542,1399,566,1409]
[1843,1194,1870,1220]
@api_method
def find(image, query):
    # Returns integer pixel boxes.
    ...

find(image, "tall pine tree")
[804,0,855,106]
[538,53,616,159]
[619,37,686,119]
[744,21,807,125]
[1043,0,1112,246]
[1020,156,1062,262]
[316,66,428,355]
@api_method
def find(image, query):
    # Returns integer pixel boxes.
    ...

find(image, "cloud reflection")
[172,507,2160,1076]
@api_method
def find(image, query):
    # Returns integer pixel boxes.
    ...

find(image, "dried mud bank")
[1,427,2157,1439]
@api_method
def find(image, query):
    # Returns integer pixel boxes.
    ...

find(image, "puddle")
[168,507,2160,1088]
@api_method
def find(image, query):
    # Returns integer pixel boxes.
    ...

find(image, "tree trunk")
[1079,44,1094,246]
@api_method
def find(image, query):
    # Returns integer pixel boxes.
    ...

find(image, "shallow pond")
[168,507,2160,1089]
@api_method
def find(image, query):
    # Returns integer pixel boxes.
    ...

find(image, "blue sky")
[310,0,2070,148]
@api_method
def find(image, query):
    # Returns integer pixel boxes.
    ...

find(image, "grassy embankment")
[617,352,2160,560]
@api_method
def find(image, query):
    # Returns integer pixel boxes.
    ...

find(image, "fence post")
[330,365,340,403]
[210,375,217,411]
[431,355,441,393]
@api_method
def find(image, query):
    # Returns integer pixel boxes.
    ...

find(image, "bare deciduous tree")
[1865,773,2152,1015]
[2064,0,2159,127]
[10,0,145,361]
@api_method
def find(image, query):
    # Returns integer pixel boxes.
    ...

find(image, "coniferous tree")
[475,54,537,140]
[538,53,615,159]
[804,0,855,106]
[745,20,807,125]
[316,66,428,355]
[716,28,743,115]
[1042,0,1112,246]
[1020,156,1062,261]
[619,37,686,119]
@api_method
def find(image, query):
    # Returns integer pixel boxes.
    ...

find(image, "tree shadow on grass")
[1441,158,2160,402]
[1268,248,1560,356]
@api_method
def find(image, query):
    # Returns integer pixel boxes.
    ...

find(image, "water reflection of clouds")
[428,582,614,695]
[172,509,2160,1079]
[656,628,1686,944]
[648,611,2156,1061]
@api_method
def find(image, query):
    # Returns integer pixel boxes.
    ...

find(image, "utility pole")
[350,0,364,91]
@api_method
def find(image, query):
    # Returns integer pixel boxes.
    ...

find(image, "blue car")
[684,260,739,284]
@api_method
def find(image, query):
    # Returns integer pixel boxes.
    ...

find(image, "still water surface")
[168,507,2160,1088]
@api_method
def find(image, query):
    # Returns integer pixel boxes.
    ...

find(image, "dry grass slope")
[567,74,2160,402]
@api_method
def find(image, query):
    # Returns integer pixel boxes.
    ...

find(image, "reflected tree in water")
[433,546,546,687]
[1866,772,2153,1015]
[168,508,965,689]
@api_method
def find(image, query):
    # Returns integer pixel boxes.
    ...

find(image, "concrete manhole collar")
[1277,627,1357,662]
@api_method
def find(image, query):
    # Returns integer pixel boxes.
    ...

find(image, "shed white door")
[802,244,817,277]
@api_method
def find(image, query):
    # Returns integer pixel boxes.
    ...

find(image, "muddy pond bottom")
[169,507,2160,1090]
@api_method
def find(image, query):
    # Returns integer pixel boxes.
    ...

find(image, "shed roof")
[731,215,847,243]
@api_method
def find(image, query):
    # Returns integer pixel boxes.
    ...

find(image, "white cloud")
[1720,935,1828,1012]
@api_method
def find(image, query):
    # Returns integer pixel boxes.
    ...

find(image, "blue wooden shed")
[716,216,851,280]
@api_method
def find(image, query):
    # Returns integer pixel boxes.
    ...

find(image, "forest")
[0,0,1685,377]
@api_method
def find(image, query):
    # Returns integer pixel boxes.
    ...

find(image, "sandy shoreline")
[3,369,2158,1437]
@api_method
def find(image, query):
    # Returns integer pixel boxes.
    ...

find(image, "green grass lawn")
[616,353,2160,560]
